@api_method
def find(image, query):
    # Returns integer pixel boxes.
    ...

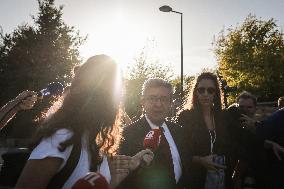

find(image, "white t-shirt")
[29,129,111,189]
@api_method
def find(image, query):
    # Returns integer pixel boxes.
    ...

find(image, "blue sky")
[1,0,284,76]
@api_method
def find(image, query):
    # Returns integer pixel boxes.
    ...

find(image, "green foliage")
[0,0,86,104]
[0,0,85,138]
[213,14,284,103]
[171,75,194,100]
[127,53,173,81]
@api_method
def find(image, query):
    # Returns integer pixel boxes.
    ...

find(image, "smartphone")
[213,155,226,166]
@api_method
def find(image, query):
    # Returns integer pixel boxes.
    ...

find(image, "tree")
[0,0,85,138]
[124,44,174,119]
[213,14,284,103]
[0,0,85,104]
[171,75,194,99]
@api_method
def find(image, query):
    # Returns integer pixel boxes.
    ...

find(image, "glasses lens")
[147,96,156,103]
[145,96,171,103]
[197,87,215,94]
[207,87,216,94]
[197,87,205,94]
[160,96,171,103]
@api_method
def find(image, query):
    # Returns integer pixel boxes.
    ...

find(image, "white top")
[29,129,111,189]
[145,115,182,183]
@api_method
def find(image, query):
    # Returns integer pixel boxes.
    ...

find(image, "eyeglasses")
[196,87,216,95]
[144,95,172,104]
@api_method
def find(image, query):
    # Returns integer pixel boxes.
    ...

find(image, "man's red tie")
[158,127,175,181]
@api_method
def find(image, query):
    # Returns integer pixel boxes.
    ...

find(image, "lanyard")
[208,115,216,154]
[209,129,216,154]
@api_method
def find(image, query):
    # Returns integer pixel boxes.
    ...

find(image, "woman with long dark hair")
[178,72,231,189]
[16,55,152,189]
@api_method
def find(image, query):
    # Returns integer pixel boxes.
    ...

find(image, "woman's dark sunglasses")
[196,87,216,95]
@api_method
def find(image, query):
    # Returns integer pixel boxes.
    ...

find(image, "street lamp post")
[159,5,184,99]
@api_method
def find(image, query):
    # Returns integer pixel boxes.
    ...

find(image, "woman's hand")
[194,154,226,171]
[109,149,154,189]
[109,155,131,189]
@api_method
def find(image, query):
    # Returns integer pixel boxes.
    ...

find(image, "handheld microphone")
[71,172,109,189]
[143,128,162,152]
[38,82,64,97]
[142,129,162,166]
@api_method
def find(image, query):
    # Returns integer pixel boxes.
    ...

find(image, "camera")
[227,104,247,125]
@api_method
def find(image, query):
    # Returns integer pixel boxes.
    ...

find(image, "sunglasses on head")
[196,87,216,95]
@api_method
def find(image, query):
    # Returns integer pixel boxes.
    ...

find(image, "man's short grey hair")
[142,78,173,96]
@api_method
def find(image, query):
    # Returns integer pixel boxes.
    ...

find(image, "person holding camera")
[227,91,265,189]
[0,90,37,130]
[177,72,231,189]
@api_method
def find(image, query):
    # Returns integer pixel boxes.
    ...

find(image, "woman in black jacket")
[178,72,232,189]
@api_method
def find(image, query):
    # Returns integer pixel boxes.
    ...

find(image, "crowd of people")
[0,54,283,189]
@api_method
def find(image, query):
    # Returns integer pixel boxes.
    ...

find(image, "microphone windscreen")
[143,129,162,151]
[71,172,109,189]
[39,82,64,97]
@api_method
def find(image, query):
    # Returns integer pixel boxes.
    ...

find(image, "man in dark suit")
[118,78,186,189]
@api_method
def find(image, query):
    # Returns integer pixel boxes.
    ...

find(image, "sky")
[1,0,284,77]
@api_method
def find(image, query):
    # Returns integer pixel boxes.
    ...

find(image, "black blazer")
[178,109,232,189]
[118,115,187,189]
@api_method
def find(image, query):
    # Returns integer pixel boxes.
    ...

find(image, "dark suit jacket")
[118,115,187,189]
[178,109,233,189]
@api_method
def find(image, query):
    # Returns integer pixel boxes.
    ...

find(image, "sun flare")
[80,11,149,73]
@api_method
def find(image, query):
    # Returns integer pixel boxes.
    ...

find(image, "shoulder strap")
[46,137,82,189]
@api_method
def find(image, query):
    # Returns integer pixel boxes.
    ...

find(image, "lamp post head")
[159,5,172,12]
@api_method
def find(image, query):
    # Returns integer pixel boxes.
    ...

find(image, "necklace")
[208,116,216,154]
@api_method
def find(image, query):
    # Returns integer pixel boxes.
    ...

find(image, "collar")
[145,114,165,129]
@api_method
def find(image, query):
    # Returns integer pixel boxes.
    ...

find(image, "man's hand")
[264,140,284,160]
[108,149,154,189]
[131,149,154,168]
[240,114,257,132]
